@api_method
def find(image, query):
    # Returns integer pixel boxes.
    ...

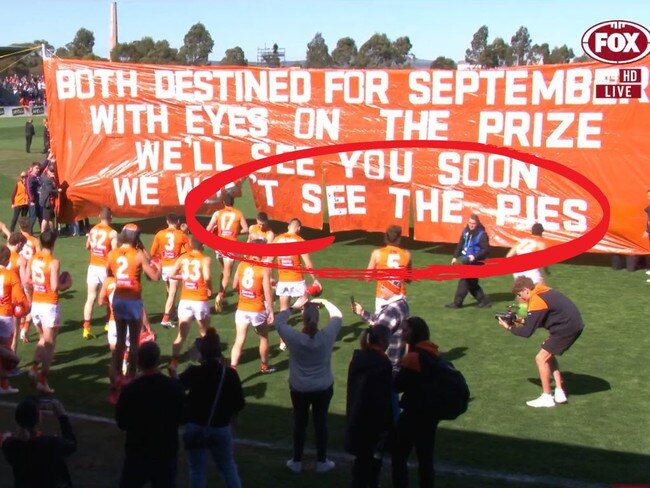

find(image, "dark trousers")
[391,416,438,488]
[28,203,41,234]
[10,205,29,231]
[453,278,488,306]
[119,455,177,488]
[351,435,384,487]
[289,385,333,462]
[25,135,32,153]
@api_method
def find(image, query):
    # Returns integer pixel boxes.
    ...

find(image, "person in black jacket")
[2,397,76,488]
[24,118,35,153]
[345,324,393,488]
[116,341,185,488]
[392,316,441,488]
[177,327,245,488]
[446,214,491,309]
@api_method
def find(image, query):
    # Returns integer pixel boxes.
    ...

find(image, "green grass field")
[0,115,648,487]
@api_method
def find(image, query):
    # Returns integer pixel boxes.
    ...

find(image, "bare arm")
[367,250,378,270]
[140,251,160,281]
[49,259,60,293]
[110,230,118,250]
[506,246,517,258]
[206,212,218,233]
[231,262,241,291]
[301,253,318,283]
[239,215,249,234]
[263,268,274,324]
[202,256,212,296]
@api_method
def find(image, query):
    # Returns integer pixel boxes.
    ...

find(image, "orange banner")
[43,58,650,254]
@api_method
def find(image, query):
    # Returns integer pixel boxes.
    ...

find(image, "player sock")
[83,321,91,331]
[162,314,170,323]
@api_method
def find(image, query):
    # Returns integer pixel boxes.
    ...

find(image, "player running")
[206,193,248,312]
[274,218,320,351]
[150,214,191,328]
[27,230,71,394]
[0,245,29,394]
[367,225,412,312]
[167,236,212,374]
[230,239,275,373]
[82,207,118,339]
[17,217,39,343]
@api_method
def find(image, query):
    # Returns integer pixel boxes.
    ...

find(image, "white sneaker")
[286,459,302,473]
[526,393,555,408]
[554,388,568,404]
[316,459,335,473]
[36,382,55,394]
[645,270,650,275]
[279,341,287,352]
[0,386,19,394]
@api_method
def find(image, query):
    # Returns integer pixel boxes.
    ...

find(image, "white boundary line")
[0,401,605,488]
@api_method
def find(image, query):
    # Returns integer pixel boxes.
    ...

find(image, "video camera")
[495,304,519,326]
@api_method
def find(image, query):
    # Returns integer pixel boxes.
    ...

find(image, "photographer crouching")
[1,397,76,487]
[497,276,584,408]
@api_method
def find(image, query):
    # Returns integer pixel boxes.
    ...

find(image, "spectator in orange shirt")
[9,172,29,233]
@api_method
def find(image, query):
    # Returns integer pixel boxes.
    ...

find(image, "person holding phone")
[2,397,77,487]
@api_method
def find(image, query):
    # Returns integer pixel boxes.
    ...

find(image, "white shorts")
[107,320,131,348]
[0,316,14,339]
[87,265,107,286]
[178,300,210,322]
[31,302,60,328]
[215,250,235,262]
[161,266,175,282]
[235,309,268,327]
[514,269,543,284]
[275,280,306,298]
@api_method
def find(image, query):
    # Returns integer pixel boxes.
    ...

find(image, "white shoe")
[36,382,55,394]
[286,459,302,473]
[316,459,335,473]
[0,386,19,394]
[554,388,568,404]
[526,393,555,408]
[279,341,287,352]
[645,270,650,275]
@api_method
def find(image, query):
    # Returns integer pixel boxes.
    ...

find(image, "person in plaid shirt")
[352,279,409,373]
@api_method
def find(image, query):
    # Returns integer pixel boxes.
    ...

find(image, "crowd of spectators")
[0,74,46,107]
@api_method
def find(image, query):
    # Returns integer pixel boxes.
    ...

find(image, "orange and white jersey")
[248,224,274,243]
[275,232,304,283]
[107,246,142,300]
[0,266,26,315]
[30,251,57,304]
[513,237,545,255]
[213,207,244,240]
[177,250,210,302]
[105,276,116,322]
[88,223,115,267]
[151,228,191,267]
[7,249,20,278]
[237,261,266,313]
[20,234,39,261]
[374,245,410,297]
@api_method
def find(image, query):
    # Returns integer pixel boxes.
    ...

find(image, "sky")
[1,0,650,63]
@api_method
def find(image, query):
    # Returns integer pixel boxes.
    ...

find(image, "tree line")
[0,23,590,76]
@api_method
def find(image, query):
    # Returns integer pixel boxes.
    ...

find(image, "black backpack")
[415,348,470,421]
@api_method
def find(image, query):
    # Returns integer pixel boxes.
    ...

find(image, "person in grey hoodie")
[275,295,342,475]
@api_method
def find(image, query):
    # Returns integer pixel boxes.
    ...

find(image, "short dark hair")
[15,398,39,430]
[223,193,234,207]
[138,341,161,370]
[512,276,535,294]
[120,224,141,246]
[8,232,26,247]
[289,218,302,229]
[531,223,544,236]
[404,316,430,344]
[257,212,269,223]
[302,302,320,334]
[190,236,203,251]
[40,230,57,250]
[469,213,481,224]
[199,327,222,360]
[99,207,112,221]
[385,225,402,245]
[361,324,391,349]
[167,213,180,224]
[0,246,10,267]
